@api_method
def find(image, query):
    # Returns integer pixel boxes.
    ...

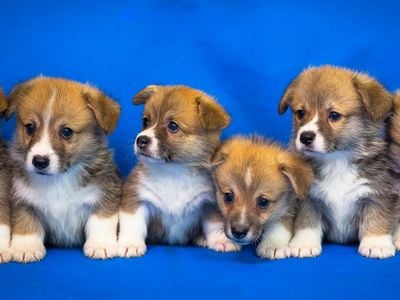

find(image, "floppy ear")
[278,78,298,115]
[132,85,159,105]
[0,89,7,119]
[352,73,394,121]
[278,153,313,200]
[6,81,32,120]
[196,95,231,130]
[208,146,228,171]
[83,87,120,135]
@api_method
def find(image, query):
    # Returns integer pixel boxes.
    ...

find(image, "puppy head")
[212,136,313,244]
[278,66,394,155]
[132,85,230,164]
[7,76,120,175]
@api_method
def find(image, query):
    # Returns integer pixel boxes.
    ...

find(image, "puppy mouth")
[34,171,51,176]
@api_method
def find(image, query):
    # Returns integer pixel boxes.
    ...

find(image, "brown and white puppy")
[279,65,397,258]
[0,90,12,263]
[7,77,122,263]
[388,91,400,250]
[118,85,239,257]
[211,136,313,259]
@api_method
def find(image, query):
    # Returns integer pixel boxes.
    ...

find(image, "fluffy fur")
[388,91,400,249]
[279,65,397,258]
[7,77,122,262]
[211,135,313,259]
[0,90,12,263]
[118,85,239,257]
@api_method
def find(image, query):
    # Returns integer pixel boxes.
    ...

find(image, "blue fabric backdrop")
[0,1,399,299]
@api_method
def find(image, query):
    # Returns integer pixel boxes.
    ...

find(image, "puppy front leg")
[201,209,241,252]
[117,205,149,257]
[358,202,395,259]
[0,193,11,263]
[289,200,323,258]
[256,218,292,260]
[84,213,119,259]
[10,203,46,263]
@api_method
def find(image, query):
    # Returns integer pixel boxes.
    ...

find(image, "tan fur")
[212,136,313,259]
[7,77,122,262]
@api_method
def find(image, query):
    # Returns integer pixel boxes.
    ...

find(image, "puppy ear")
[278,153,313,200]
[278,78,298,115]
[208,146,228,171]
[196,96,231,130]
[83,87,120,135]
[132,85,159,105]
[352,73,394,121]
[0,89,7,119]
[6,81,32,120]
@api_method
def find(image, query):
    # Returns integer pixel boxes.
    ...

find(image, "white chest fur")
[14,166,101,246]
[310,152,372,241]
[138,162,214,244]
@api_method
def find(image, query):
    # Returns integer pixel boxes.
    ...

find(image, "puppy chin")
[134,147,163,164]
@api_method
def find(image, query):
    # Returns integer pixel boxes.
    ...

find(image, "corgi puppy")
[118,85,239,257]
[0,90,12,263]
[7,77,122,263]
[388,91,400,250]
[211,136,313,259]
[279,65,397,258]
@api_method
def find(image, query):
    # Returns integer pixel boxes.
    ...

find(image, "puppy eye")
[143,117,150,128]
[328,111,341,121]
[60,127,74,139]
[25,123,36,136]
[224,192,234,204]
[296,109,306,119]
[257,197,269,209]
[167,121,179,133]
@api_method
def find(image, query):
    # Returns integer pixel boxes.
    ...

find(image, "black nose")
[300,131,316,146]
[231,226,249,239]
[32,155,50,170]
[136,135,151,149]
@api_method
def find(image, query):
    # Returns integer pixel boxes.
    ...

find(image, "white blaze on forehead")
[134,125,160,159]
[244,167,252,188]
[295,113,326,153]
[26,88,60,174]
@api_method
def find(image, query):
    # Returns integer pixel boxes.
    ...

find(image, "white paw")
[84,240,117,259]
[256,243,290,260]
[11,235,46,263]
[359,235,395,259]
[206,231,241,252]
[0,248,12,263]
[289,242,322,258]
[117,241,147,258]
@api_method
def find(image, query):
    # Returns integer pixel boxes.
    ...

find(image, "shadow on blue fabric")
[0,1,399,299]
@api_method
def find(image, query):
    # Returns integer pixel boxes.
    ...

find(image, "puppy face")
[212,136,313,244]
[278,66,394,155]
[7,77,120,175]
[132,85,230,164]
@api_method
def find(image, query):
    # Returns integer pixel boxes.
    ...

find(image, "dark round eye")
[257,197,269,209]
[167,121,179,133]
[224,192,234,204]
[60,127,73,139]
[328,111,341,121]
[143,117,150,128]
[25,123,36,136]
[296,109,306,119]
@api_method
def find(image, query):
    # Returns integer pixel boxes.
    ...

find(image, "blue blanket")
[1,1,399,299]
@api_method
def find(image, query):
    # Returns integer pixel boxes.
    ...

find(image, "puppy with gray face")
[7,77,122,263]
[118,85,240,257]
[0,90,12,263]
[279,65,397,258]
[211,136,313,259]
